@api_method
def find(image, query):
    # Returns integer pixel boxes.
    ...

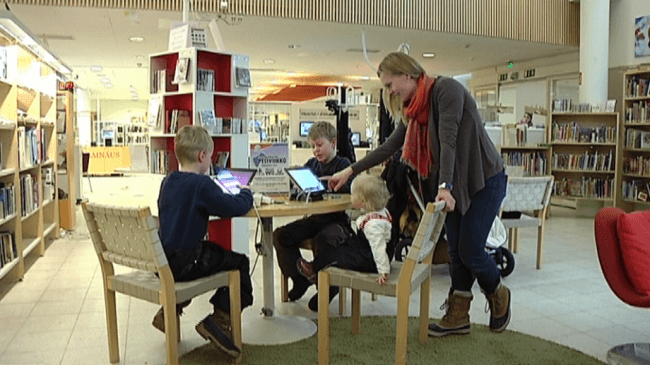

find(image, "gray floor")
[0,176,647,364]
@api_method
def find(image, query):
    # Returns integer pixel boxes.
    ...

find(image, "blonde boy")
[156,125,254,358]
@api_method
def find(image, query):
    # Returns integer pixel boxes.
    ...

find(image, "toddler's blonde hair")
[351,174,391,211]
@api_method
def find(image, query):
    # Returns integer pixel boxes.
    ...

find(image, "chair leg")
[351,289,361,335]
[104,287,120,364]
[507,228,514,252]
[229,270,242,364]
[536,214,546,270]
[419,276,430,344]
[87,175,93,192]
[159,270,179,365]
[318,271,331,365]
[513,228,520,253]
[281,272,289,302]
[396,284,410,365]
[338,288,346,316]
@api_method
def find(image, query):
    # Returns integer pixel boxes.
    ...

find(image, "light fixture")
[132,96,139,101]
[271,80,279,85]
[290,84,297,88]
[360,76,371,80]
[288,44,300,49]
[100,78,111,84]
[0,10,71,74]
[263,59,275,64]
[90,65,102,72]
[422,53,435,58]
[104,83,113,88]
[133,55,144,59]
[129,36,144,42]
[286,71,297,76]
[129,85,137,92]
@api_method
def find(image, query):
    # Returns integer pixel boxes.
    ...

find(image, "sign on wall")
[249,143,290,193]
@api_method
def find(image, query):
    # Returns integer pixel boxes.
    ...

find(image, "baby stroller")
[486,216,515,277]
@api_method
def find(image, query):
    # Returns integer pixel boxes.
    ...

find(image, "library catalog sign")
[249,143,289,193]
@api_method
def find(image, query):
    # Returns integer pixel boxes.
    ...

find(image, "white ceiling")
[10,4,579,101]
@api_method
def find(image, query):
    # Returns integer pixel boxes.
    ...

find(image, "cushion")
[617,210,650,295]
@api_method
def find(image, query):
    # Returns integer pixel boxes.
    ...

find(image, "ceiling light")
[133,55,144,59]
[422,53,435,58]
[104,84,113,88]
[263,59,275,64]
[286,71,297,76]
[129,85,137,92]
[90,65,102,72]
[288,44,300,49]
[129,36,144,42]
[290,84,297,88]
[100,78,111,84]
[360,76,371,80]
[132,96,139,101]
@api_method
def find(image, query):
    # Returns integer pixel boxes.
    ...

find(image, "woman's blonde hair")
[377,52,426,125]
[351,174,391,212]
[175,125,214,166]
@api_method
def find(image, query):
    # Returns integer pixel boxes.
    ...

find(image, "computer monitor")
[102,130,115,139]
[351,132,361,147]
[299,121,314,137]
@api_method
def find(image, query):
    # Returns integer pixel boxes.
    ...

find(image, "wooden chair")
[499,176,554,269]
[317,201,447,365]
[81,202,242,365]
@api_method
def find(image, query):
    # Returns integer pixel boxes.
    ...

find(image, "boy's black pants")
[165,241,253,314]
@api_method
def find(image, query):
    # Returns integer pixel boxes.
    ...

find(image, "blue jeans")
[445,171,507,294]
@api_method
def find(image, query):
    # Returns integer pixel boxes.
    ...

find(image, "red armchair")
[594,207,650,364]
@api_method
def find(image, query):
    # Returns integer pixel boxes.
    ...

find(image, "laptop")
[213,168,257,195]
[285,167,328,196]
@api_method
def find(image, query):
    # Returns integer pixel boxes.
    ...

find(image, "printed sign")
[249,143,290,193]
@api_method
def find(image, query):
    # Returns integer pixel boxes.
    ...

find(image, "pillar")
[579,0,610,105]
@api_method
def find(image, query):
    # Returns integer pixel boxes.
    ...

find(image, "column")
[579,0,610,105]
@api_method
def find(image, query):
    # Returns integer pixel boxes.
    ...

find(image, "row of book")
[197,110,244,134]
[152,150,175,174]
[625,129,650,149]
[501,151,547,176]
[17,126,45,169]
[623,156,650,177]
[552,150,615,172]
[20,173,38,218]
[551,122,617,143]
[621,180,650,202]
[0,182,15,220]
[152,69,169,94]
[624,101,650,123]
[43,167,54,202]
[165,109,191,134]
[625,76,650,98]
[0,232,17,270]
[553,177,614,199]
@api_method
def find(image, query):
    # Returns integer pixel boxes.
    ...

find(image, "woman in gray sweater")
[328,52,510,336]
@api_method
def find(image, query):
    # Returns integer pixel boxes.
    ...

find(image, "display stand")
[57,88,75,230]
[148,47,250,253]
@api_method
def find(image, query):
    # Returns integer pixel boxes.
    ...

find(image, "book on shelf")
[235,67,251,87]
[147,95,163,128]
[165,109,191,134]
[172,57,190,84]
[215,151,229,168]
[624,156,650,176]
[0,47,7,81]
[198,109,220,134]
[197,68,214,91]
[0,231,16,269]
[642,131,650,149]
[626,76,650,98]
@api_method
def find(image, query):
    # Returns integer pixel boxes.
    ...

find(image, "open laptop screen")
[285,167,327,194]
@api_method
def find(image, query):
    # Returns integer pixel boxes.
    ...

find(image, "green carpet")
[181,316,605,365]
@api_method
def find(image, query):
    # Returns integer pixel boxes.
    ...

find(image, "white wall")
[99,100,148,124]
[609,0,650,68]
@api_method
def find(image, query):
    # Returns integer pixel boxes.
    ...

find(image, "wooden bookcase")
[548,112,620,210]
[619,69,650,211]
[0,40,59,283]
[148,47,250,253]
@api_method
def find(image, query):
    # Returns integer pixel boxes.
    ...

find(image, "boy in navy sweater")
[272,121,353,308]
[155,125,254,358]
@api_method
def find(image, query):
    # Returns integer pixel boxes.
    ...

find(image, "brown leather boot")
[151,300,191,333]
[428,290,472,337]
[485,284,511,332]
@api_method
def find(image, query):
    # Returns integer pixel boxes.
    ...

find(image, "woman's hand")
[435,189,455,212]
[325,167,354,192]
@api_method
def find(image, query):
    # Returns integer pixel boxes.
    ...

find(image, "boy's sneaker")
[151,300,191,333]
[308,286,339,312]
[195,314,241,358]
[297,258,316,283]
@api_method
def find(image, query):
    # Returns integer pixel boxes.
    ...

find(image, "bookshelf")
[0,39,59,283]
[148,47,250,253]
[548,112,620,209]
[619,69,650,211]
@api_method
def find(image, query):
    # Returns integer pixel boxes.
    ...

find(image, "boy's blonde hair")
[351,174,391,211]
[307,121,337,142]
[175,125,214,166]
[377,52,427,126]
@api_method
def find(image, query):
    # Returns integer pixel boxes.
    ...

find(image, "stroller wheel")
[493,247,515,277]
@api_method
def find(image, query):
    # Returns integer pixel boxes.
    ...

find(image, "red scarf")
[402,74,435,178]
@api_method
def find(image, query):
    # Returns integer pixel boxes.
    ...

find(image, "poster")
[635,15,650,58]
[249,143,290,193]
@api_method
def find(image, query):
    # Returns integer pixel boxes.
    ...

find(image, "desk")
[241,195,353,345]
